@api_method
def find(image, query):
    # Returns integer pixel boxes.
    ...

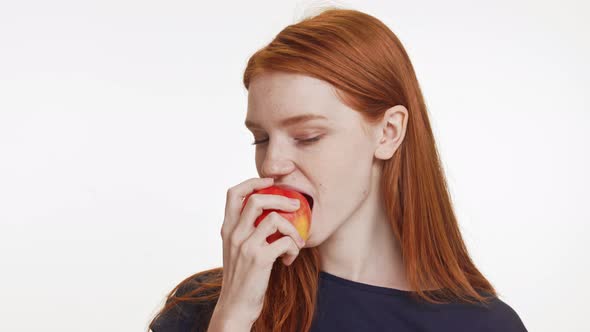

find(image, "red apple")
[240,185,312,244]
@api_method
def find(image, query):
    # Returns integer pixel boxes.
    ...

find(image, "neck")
[316,176,410,290]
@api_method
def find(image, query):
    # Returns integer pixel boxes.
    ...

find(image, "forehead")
[246,72,343,128]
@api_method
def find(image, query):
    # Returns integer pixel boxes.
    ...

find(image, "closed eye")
[251,136,322,146]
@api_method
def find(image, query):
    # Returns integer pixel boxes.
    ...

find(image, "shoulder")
[416,292,528,331]
[150,269,223,332]
[175,268,223,299]
[448,295,527,332]
[480,296,528,332]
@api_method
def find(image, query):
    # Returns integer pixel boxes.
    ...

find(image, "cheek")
[323,133,373,174]
[314,134,373,202]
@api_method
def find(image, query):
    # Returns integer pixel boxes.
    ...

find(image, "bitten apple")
[240,185,312,244]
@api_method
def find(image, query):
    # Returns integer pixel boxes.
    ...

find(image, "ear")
[374,105,408,160]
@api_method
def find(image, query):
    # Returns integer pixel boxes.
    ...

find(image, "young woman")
[148,8,528,332]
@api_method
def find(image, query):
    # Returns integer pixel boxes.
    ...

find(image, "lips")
[274,183,314,210]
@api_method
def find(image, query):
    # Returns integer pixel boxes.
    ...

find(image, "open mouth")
[301,193,314,210]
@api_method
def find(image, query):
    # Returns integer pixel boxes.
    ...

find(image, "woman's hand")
[211,177,306,330]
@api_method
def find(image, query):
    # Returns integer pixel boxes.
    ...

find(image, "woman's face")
[245,72,398,247]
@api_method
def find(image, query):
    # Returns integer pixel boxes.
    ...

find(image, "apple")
[240,185,312,244]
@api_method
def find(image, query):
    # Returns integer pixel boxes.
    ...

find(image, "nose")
[259,142,295,179]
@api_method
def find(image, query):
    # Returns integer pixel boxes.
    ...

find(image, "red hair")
[149,7,497,332]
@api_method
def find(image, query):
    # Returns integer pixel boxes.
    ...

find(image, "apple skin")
[240,185,312,244]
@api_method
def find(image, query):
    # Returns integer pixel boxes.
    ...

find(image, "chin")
[301,229,326,248]
[302,238,314,248]
[304,207,333,248]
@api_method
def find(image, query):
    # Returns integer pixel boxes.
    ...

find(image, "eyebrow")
[245,113,328,129]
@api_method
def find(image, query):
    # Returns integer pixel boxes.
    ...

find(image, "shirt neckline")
[319,270,418,297]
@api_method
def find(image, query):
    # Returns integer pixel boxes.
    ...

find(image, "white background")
[1,0,588,331]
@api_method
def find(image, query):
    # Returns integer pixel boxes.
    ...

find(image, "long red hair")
[149,7,497,332]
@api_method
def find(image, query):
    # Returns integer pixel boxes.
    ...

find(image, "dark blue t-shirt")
[150,270,528,331]
[310,271,527,331]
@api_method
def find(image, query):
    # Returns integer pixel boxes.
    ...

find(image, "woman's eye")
[251,138,268,145]
[297,136,321,145]
[250,136,321,146]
